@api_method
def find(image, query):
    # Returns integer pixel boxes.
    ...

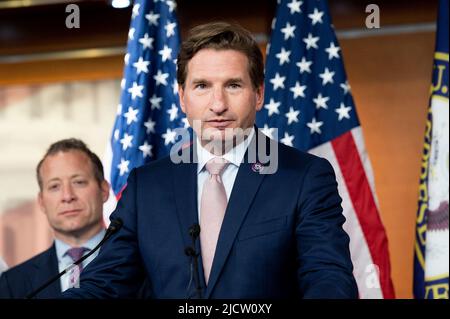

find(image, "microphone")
[185,223,202,299]
[189,223,200,240]
[26,218,123,299]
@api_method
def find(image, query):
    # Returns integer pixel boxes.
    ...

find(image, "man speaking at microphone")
[0,139,110,298]
[63,22,358,299]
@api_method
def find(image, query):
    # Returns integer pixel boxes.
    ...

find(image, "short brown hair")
[36,138,105,190]
[177,21,264,89]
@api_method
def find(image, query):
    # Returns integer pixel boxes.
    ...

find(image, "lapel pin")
[251,162,263,173]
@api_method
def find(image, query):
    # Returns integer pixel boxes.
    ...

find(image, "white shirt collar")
[196,127,255,174]
[55,228,106,262]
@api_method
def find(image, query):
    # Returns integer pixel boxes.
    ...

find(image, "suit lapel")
[31,245,62,298]
[172,145,209,294]
[204,130,267,298]
[172,161,199,249]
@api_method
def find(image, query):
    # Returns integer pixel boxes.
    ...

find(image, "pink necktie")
[200,157,229,284]
[66,247,88,288]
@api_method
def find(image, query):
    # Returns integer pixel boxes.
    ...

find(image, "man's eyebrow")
[44,174,85,184]
[46,177,61,184]
[191,78,210,84]
[225,78,244,84]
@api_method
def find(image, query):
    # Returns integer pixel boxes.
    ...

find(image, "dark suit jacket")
[0,245,152,299]
[64,130,358,299]
[0,245,61,299]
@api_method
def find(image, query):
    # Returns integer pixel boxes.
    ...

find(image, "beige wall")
[0,80,120,267]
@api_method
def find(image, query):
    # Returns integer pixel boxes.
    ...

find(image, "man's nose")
[61,183,76,203]
[209,88,228,114]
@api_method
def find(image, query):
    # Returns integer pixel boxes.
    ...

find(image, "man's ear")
[178,85,186,114]
[255,84,265,111]
[101,180,110,203]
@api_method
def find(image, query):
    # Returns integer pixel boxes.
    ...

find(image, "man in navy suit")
[0,139,110,298]
[63,22,358,299]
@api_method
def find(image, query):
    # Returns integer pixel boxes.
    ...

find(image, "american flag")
[256,0,395,298]
[104,0,184,202]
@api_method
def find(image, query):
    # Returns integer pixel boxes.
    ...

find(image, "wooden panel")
[0,55,124,85]
[329,0,437,29]
[177,0,275,37]
[0,1,130,56]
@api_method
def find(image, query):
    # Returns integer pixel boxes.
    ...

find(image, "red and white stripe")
[310,127,395,299]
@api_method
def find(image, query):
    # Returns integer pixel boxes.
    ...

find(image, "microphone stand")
[185,224,202,299]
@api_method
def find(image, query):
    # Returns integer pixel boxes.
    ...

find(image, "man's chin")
[201,127,237,143]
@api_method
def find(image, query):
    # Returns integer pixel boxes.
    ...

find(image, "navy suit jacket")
[0,245,61,299]
[64,130,358,299]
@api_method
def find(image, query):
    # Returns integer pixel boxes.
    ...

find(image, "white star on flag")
[281,22,296,40]
[325,42,340,60]
[285,107,300,125]
[139,141,153,158]
[128,28,135,40]
[340,81,351,94]
[306,117,323,134]
[172,79,179,95]
[132,3,140,19]
[181,117,190,128]
[117,158,130,176]
[270,73,286,90]
[144,118,156,134]
[167,103,178,121]
[149,94,162,109]
[128,82,144,100]
[264,98,281,116]
[290,81,306,99]
[145,11,159,26]
[139,33,154,50]
[120,133,133,150]
[335,103,352,121]
[276,48,291,65]
[308,8,324,25]
[296,57,312,73]
[166,0,177,12]
[287,0,302,14]
[154,70,169,86]
[123,106,139,125]
[162,128,177,145]
[133,57,150,74]
[280,132,295,146]
[303,33,320,49]
[319,67,335,85]
[165,22,177,38]
[159,45,172,62]
[313,93,329,109]
[261,124,275,139]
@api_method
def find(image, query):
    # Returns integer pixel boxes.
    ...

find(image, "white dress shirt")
[196,128,255,220]
[54,229,105,292]
[0,256,7,276]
